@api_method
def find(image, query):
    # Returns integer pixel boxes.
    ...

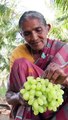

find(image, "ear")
[47,24,51,31]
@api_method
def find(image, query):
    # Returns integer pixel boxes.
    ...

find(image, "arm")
[6,90,20,105]
[44,42,68,86]
[6,60,27,106]
[6,79,25,106]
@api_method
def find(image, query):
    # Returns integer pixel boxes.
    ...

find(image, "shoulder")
[12,44,27,53]
[10,43,28,69]
[11,43,30,58]
[53,39,67,50]
[48,38,66,44]
[48,38,66,47]
[47,39,68,55]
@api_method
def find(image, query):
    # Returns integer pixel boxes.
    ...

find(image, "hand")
[44,63,68,86]
[19,93,29,106]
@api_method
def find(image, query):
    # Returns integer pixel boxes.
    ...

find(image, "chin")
[38,45,45,50]
[33,46,44,51]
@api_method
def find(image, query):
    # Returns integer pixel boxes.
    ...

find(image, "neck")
[26,44,42,54]
[31,49,42,54]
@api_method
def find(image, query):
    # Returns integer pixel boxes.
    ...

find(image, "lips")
[30,41,41,46]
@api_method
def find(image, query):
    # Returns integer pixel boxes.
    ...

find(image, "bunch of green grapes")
[20,76,64,115]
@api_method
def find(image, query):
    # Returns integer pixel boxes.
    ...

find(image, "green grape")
[38,106,44,113]
[49,90,56,99]
[45,79,49,86]
[48,82,53,89]
[37,98,44,105]
[41,95,46,100]
[48,102,55,110]
[36,82,42,90]
[33,100,39,110]
[45,87,50,93]
[43,105,47,111]
[24,82,31,90]
[34,110,39,115]
[35,91,42,97]
[41,95,47,105]
[27,76,37,84]
[57,97,63,104]
[20,88,26,95]
[48,105,53,111]
[54,84,61,90]
[52,107,57,111]
[23,92,29,100]
[59,89,64,95]
[40,79,46,84]
[29,89,35,95]
[28,98,34,105]
[55,101,60,108]
[41,85,46,92]
[50,101,56,107]
[36,77,41,81]
[27,76,34,82]
[29,95,34,99]
[31,84,36,89]
[31,80,37,85]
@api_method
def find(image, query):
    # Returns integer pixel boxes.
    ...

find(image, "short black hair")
[19,11,47,28]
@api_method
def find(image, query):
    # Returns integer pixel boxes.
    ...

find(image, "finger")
[51,68,66,83]
[50,71,60,83]
[46,66,58,80]
[41,71,48,78]
[62,77,68,86]
[45,68,52,79]
[50,79,55,84]
[45,67,54,79]
[55,74,67,84]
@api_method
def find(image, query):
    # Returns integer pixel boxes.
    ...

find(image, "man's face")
[21,18,49,51]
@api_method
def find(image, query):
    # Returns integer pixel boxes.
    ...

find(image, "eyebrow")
[23,26,42,32]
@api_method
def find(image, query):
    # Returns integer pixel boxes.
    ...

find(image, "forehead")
[21,18,45,31]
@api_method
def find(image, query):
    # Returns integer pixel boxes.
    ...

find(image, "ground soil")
[0,97,11,120]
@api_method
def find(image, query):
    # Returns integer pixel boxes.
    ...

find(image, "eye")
[23,31,31,36]
[35,27,42,33]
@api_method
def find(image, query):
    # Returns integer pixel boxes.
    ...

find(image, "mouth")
[30,41,42,46]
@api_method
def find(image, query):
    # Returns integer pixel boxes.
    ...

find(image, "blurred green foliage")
[0,86,7,97]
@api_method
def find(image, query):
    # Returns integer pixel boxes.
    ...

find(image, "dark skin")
[44,63,68,86]
[21,18,68,86]
[21,18,49,51]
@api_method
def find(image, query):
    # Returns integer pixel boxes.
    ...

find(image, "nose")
[31,31,38,41]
